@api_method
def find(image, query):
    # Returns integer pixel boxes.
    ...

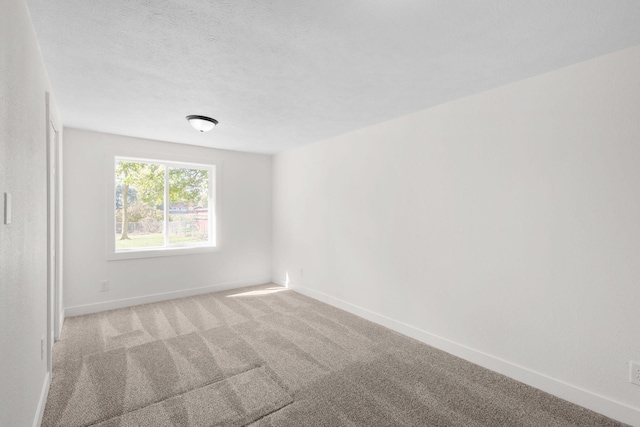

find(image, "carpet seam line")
[82,364,265,427]
[241,400,295,427]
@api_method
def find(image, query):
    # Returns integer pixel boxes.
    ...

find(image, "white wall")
[0,0,57,425]
[272,45,640,424]
[63,129,272,313]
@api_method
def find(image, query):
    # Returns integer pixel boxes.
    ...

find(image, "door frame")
[46,92,62,374]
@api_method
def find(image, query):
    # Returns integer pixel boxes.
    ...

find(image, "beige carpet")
[43,284,627,427]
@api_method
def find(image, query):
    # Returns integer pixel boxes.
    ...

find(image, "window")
[109,156,217,259]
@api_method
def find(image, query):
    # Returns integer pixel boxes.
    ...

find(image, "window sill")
[107,245,219,261]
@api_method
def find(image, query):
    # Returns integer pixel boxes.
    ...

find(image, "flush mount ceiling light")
[186,115,218,132]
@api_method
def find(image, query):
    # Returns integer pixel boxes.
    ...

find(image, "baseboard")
[65,278,272,317]
[272,278,286,287]
[33,372,51,427]
[289,284,640,426]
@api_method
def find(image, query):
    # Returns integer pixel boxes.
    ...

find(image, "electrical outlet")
[100,280,109,292]
[630,361,640,386]
[40,337,44,360]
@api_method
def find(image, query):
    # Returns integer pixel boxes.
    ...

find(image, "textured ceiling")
[25,0,640,154]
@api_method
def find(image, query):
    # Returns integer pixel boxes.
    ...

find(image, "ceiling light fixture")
[186,115,218,132]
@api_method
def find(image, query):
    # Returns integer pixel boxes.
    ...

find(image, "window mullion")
[164,166,169,247]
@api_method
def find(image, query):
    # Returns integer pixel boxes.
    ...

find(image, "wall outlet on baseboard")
[100,280,109,292]
[630,361,640,386]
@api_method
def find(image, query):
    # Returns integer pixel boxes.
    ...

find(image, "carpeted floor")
[43,284,627,427]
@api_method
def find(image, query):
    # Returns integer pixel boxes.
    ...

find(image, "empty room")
[2,0,640,425]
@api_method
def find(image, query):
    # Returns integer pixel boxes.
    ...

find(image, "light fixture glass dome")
[186,115,218,132]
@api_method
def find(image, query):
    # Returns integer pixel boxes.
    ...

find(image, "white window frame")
[106,153,220,261]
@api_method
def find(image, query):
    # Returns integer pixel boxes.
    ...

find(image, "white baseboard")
[288,283,640,427]
[65,278,272,317]
[33,372,51,427]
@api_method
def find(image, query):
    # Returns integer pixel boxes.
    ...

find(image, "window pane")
[115,160,165,250]
[168,167,209,245]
